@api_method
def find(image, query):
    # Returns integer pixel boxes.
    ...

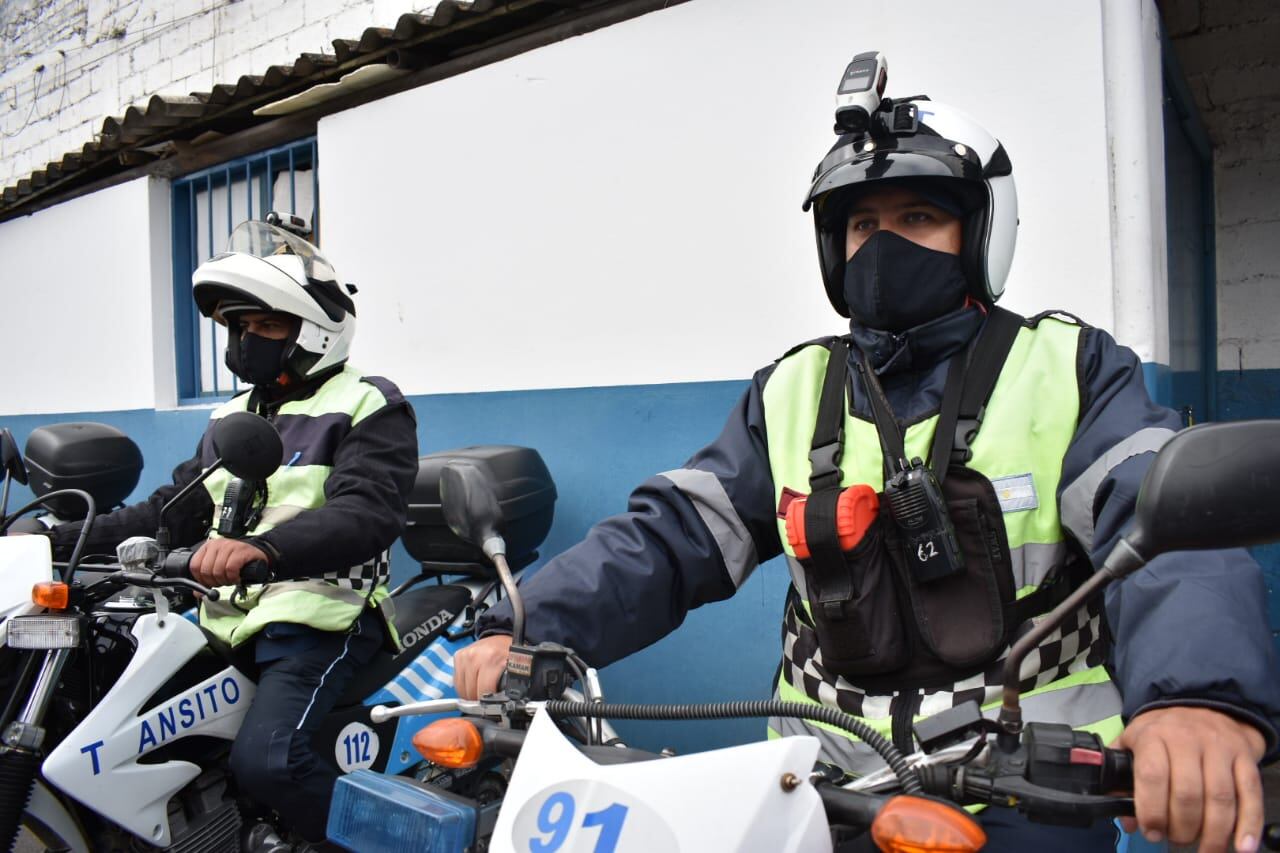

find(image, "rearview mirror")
[212,412,283,482]
[999,419,1280,733]
[1127,420,1280,565]
[1,429,28,486]
[440,461,506,560]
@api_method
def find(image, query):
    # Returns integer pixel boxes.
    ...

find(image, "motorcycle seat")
[333,582,473,707]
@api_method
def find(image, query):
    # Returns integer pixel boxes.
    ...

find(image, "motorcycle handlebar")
[1101,747,1133,793]
[814,782,886,828]
[158,550,195,577]
[158,548,271,585]
[239,560,272,584]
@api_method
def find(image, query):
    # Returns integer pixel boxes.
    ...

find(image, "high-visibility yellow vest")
[198,366,398,648]
[761,318,1122,773]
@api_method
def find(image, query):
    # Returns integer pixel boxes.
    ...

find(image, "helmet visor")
[804,133,984,217]
[225,220,339,284]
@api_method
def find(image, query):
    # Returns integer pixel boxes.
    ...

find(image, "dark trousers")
[228,610,382,842]
[978,807,1120,851]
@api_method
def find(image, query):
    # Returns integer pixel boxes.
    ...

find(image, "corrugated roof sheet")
[0,0,615,218]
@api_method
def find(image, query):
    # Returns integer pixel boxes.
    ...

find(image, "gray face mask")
[842,230,970,333]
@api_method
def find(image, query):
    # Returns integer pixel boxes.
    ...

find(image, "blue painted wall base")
[1,380,789,754]
[6,365,1280,754]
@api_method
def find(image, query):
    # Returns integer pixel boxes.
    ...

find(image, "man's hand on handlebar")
[189,538,270,588]
[1114,706,1266,853]
[455,634,513,700]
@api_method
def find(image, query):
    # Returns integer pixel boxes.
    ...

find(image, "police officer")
[456,95,1280,851]
[46,216,418,847]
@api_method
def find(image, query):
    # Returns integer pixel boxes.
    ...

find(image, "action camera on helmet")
[834,51,888,134]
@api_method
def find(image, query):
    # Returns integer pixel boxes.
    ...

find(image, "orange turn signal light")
[870,795,987,853]
[32,582,70,611]
[412,718,484,769]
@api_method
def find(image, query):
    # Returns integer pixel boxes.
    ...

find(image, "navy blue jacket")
[479,323,1280,759]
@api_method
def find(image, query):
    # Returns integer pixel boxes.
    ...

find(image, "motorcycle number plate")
[334,721,381,773]
[510,780,677,853]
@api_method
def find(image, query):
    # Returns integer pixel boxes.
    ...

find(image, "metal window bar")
[170,137,317,404]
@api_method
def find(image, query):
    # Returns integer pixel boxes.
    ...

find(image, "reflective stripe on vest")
[198,365,397,647]
[775,593,1120,773]
[658,468,760,588]
[760,319,1122,757]
[1060,426,1176,552]
[767,669,1123,776]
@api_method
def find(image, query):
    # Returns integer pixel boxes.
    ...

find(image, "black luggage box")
[404,445,556,569]
[25,422,144,518]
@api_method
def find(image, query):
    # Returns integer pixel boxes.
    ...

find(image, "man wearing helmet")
[456,79,1280,851]
[44,216,418,848]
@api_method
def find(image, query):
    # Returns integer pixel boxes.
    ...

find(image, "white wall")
[319,0,1118,395]
[0,176,172,414]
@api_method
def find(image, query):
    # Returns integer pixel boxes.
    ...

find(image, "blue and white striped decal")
[364,632,471,776]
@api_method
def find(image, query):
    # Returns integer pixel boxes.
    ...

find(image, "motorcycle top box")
[404,445,556,570]
[24,422,143,517]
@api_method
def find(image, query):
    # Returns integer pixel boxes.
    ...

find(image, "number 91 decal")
[511,781,676,852]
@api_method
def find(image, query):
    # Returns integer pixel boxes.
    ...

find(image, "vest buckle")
[951,407,986,465]
[809,440,843,490]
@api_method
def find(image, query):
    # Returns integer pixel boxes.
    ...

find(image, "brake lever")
[118,570,220,602]
[843,738,985,793]
[984,773,1134,823]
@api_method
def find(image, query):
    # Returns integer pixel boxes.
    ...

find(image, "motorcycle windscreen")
[0,535,53,623]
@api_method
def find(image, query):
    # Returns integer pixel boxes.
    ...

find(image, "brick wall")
[0,0,430,190]
[1162,0,1280,371]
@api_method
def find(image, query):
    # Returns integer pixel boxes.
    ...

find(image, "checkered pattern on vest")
[780,589,1109,717]
[315,551,390,593]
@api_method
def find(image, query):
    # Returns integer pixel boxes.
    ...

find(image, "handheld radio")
[217,477,265,539]
[884,457,965,582]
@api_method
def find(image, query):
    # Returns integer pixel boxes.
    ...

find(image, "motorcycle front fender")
[24,779,91,853]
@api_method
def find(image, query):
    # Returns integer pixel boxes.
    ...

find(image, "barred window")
[171,137,317,403]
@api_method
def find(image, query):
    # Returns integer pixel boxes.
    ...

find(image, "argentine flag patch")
[991,473,1038,513]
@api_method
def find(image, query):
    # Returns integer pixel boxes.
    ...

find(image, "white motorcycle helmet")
[192,214,356,382]
[803,98,1018,316]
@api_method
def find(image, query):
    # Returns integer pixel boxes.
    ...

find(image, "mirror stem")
[997,537,1147,739]
[491,551,526,648]
[1,475,10,519]
[157,459,224,557]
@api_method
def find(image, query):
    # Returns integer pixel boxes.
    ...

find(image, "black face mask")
[843,230,970,333]
[227,332,290,387]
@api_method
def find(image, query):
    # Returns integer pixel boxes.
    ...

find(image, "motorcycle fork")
[0,648,72,851]
[0,650,41,732]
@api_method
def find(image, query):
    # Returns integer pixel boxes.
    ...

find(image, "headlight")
[5,616,80,649]
[327,769,476,853]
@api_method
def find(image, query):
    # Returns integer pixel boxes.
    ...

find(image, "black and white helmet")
[803,99,1018,315]
[192,215,357,379]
